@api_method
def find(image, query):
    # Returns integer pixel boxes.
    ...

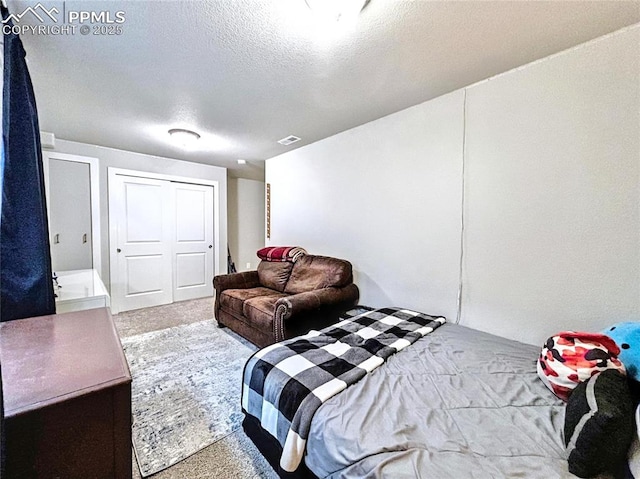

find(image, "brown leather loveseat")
[213,255,359,347]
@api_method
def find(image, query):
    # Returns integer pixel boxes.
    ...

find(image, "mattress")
[303,322,573,478]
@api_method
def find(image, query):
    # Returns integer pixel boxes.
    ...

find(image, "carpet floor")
[114,298,278,479]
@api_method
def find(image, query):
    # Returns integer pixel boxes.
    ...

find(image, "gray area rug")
[121,320,256,477]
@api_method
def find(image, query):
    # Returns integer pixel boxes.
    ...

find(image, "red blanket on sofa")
[256,246,307,263]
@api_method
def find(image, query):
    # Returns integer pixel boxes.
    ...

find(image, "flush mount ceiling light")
[305,0,369,23]
[237,159,247,165]
[168,128,201,148]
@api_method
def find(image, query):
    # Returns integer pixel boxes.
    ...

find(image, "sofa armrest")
[273,284,359,341]
[213,271,260,293]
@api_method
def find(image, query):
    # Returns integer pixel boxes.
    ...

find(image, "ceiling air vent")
[277,135,301,146]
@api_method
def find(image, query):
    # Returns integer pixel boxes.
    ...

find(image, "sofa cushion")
[220,287,284,315]
[257,261,293,293]
[243,295,286,334]
[284,255,352,295]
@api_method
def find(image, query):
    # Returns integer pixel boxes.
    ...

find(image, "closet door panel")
[109,173,215,312]
[111,175,173,312]
[172,183,214,302]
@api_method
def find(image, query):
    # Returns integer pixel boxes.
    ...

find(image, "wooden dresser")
[0,308,132,478]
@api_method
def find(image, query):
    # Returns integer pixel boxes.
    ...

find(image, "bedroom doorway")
[108,169,217,313]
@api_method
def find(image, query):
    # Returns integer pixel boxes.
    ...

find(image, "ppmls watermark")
[2,2,126,36]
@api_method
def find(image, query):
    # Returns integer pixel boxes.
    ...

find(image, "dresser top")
[0,308,131,417]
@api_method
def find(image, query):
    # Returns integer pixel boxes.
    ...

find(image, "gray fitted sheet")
[305,322,575,478]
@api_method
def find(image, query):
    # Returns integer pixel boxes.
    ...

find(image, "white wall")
[228,178,265,271]
[461,26,640,344]
[48,139,228,291]
[267,90,464,320]
[266,25,639,345]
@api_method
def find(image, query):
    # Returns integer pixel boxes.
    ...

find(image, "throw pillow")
[537,331,625,401]
[564,369,635,478]
[628,404,640,479]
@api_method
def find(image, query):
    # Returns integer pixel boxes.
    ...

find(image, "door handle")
[208,245,213,249]
[117,248,122,253]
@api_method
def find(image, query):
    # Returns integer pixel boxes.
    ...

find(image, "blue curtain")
[0,6,55,322]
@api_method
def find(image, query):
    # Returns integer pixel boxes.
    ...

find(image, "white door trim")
[107,167,221,313]
[43,151,102,274]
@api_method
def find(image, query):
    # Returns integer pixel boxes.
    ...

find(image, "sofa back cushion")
[257,261,293,292]
[284,255,352,294]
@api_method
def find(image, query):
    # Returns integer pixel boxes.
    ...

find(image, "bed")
[242,307,576,478]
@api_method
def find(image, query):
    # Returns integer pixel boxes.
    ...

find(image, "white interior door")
[112,175,173,312]
[172,182,214,302]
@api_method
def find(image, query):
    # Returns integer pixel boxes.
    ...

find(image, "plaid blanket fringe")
[256,246,307,263]
[241,307,446,472]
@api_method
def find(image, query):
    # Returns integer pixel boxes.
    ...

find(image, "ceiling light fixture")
[237,159,247,165]
[168,128,201,148]
[305,0,369,23]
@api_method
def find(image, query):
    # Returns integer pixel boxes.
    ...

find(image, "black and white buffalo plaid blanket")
[241,307,446,472]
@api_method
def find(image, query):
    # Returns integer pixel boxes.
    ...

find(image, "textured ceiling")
[8,0,640,180]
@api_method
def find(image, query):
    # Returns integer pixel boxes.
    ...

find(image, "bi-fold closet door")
[110,174,214,313]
